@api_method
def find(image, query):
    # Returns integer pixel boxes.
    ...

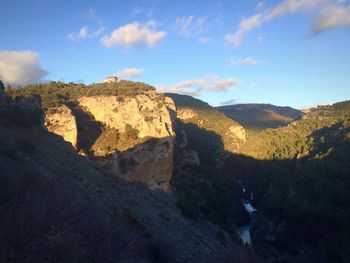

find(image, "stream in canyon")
[237,182,257,245]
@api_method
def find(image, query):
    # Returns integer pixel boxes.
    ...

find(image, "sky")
[0,0,349,108]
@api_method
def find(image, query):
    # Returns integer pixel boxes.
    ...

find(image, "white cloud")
[312,4,350,33]
[198,36,212,44]
[100,21,166,48]
[228,56,262,66]
[68,26,105,41]
[157,85,201,97]
[115,68,144,79]
[225,14,263,47]
[226,0,350,47]
[0,50,47,87]
[156,75,239,97]
[173,16,207,38]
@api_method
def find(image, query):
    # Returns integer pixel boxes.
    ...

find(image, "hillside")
[165,93,251,236]
[216,103,302,131]
[229,101,350,262]
[0,82,258,263]
[166,93,246,153]
[2,81,350,262]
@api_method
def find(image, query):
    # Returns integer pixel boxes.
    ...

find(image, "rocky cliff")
[42,93,176,191]
[44,105,78,148]
[78,94,174,139]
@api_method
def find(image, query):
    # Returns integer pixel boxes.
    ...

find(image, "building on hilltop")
[103,76,118,83]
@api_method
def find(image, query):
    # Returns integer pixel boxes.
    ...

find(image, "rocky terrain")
[2,80,349,263]
[0,81,260,263]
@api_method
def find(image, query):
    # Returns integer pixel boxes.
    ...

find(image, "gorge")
[1,80,350,263]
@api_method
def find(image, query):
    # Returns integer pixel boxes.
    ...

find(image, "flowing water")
[237,183,257,245]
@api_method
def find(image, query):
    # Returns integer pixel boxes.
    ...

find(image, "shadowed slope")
[217,103,302,131]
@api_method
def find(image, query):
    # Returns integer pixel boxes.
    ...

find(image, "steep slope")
[0,90,258,263]
[77,93,175,191]
[8,82,175,191]
[167,93,246,152]
[165,93,250,234]
[217,103,302,131]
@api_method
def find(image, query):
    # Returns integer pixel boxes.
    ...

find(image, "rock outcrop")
[111,138,173,191]
[44,105,78,148]
[78,94,175,191]
[229,125,246,142]
[78,94,174,138]
[177,108,197,120]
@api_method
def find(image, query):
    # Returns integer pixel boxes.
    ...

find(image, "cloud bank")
[0,50,47,87]
[226,0,350,47]
[157,75,239,97]
[100,20,166,48]
[115,68,144,79]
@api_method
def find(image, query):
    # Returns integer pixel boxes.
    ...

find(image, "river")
[237,184,257,245]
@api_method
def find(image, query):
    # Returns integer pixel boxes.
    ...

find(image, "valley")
[1,81,349,262]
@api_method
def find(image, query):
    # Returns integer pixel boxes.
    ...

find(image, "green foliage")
[231,101,350,261]
[166,93,211,109]
[0,104,42,128]
[124,124,139,140]
[0,80,5,90]
[176,192,200,220]
[171,100,244,153]
[6,81,155,110]
[217,103,302,131]
[18,138,36,155]
[0,147,20,161]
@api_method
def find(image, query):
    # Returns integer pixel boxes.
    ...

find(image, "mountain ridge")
[216,103,303,131]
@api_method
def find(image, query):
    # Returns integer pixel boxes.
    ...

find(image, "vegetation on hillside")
[167,93,245,153]
[217,103,302,132]
[6,81,156,109]
[230,101,350,261]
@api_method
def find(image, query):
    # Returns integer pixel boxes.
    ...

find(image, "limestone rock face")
[78,95,174,138]
[44,105,78,148]
[78,94,175,191]
[164,96,177,124]
[110,138,173,191]
[177,108,197,120]
[229,125,246,142]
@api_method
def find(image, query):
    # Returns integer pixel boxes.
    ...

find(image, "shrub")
[18,138,36,155]
[0,104,42,128]
[124,124,139,140]
[176,193,199,220]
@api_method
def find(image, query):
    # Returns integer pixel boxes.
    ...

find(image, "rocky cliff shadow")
[92,136,174,192]
[66,102,104,154]
[170,120,248,227]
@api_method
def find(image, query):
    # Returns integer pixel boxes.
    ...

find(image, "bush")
[18,138,36,155]
[176,193,199,220]
[124,124,139,140]
[0,104,42,128]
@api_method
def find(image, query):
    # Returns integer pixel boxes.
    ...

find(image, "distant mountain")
[216,103,303,131]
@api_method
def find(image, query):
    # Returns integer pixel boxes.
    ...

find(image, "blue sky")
[0,0,349,108]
